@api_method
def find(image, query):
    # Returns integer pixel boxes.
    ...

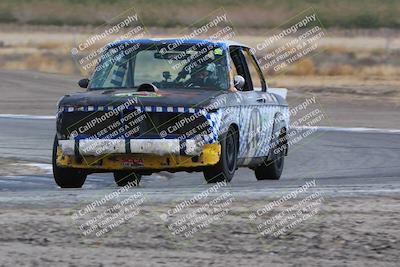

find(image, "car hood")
[58,88,227,109]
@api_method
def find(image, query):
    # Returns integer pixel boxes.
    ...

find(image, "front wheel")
[203,126,238,183]
[52,136,87,188]
[254,129,287,180]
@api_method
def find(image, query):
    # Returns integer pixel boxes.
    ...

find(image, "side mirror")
[233,75,245,90]
[78,78,89,88]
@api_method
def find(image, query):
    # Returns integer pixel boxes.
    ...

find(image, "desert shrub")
[288,58,316,76]
[325,64,356,76]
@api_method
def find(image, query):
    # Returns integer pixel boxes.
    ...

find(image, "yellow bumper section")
[56,143,221,171]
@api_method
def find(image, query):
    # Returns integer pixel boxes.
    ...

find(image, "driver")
[187,63,217,88]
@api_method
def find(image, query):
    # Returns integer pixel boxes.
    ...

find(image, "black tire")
[254,129,287,180]
[114,171,141,187]
[52,135,87,188]
[203,126,238,183]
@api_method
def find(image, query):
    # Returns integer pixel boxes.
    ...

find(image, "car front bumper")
[56,141,221,171]
[59,138,205,157]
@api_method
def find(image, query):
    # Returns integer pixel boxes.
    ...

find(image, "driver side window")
[229,46,253,91]
[243,48,264,90]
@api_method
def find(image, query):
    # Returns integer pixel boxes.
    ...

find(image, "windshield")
[89,43,229,90]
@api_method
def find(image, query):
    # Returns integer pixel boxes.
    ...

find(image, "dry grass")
[286,61,400,77]
[322,64,356,76]
[36,41,66,50]
[322,46,350,54]
[1,28,400,77]
[2,51,400,77]
[2,0,400,28]
[2,53,76,74]
[358,65,400,76]
[286,58,316,76]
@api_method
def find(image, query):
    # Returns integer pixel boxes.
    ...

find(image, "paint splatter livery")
[53,38,290,187]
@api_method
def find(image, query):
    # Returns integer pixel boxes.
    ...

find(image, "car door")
[243,48,279,157]
[229,46,263,163]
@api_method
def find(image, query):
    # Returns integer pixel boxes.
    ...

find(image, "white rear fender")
[268,88,288,100]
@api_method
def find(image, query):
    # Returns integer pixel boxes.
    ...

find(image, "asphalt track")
[1,116,399,204]
[0,74,399,267]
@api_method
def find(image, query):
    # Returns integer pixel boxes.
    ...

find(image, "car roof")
[108,38,248,49]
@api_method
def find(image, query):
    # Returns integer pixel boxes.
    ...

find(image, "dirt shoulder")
[276,75,400,128]
[0,195,398,266]
[0,158,50,176]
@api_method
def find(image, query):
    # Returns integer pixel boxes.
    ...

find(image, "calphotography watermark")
[254,9,326,74]
[283,96,326,150]
[249,179,324,238]
[71,7,147,74]
[71,182,145,238]
[246,95,328,157]
[157,8,236,88]
[67,97,139,138]
[160,181,235,239]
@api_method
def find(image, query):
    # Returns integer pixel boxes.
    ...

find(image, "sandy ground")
[0,195,398,267]
[0,159,51,176]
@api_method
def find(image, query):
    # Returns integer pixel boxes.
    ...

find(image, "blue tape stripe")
[62,105,203,113]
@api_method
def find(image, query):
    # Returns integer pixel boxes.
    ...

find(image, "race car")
[53,38,290,188]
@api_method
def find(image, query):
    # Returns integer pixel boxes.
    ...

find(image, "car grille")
[57,109,210,140]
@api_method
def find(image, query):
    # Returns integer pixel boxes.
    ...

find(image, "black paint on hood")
[58,88,227,109]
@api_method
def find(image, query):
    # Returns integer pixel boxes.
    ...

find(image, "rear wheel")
[113,171,141,187]
[52,136,87,188]
[203,126,238,183]
[254,129,287,180]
